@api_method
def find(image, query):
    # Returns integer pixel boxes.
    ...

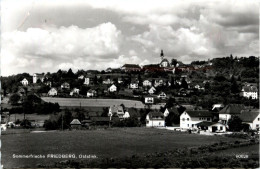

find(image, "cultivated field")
[41,97,162,109]
[8,113,50,122]
[1,127,248,168]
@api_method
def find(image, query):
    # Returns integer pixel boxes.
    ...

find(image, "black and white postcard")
[1,0,259,168]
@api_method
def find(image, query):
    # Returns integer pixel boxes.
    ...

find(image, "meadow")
[1,127,252,168]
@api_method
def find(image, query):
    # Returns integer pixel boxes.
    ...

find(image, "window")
[182,118,185,121]
[187,124,189,127]
[258,118,260,121]
[220,126,223,130]
[207,118,210,121]
[256,124,259,128]
[187,118,189,121]
[192,124,194,127]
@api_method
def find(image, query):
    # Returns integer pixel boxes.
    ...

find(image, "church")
[159,50,171,68]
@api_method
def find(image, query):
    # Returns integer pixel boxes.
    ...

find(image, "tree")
[180,78,188,89]
[228,115,242,132]
[171,59,178,67]
[9,94,21,105]
[230,76,239,94]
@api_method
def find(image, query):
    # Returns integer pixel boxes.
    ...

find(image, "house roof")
[70,119,81,125]
[110,105,124,114]
[186,110,212,117]
[239,109,259,122]
[242,86,258,92]
[218,104,245,115]
[148,111,164,119]
[121,64,141,69]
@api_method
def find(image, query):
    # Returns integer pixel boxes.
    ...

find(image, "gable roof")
[148,111,164,119]
[110,105,124,114]
[186,110,212,117]
[70,119,81,125]
[242,86,258,92]
[121,64,141,69]
[219,104,245,115]
[239,109,259,122]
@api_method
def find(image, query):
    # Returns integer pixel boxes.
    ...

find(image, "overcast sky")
[1,0,259,76]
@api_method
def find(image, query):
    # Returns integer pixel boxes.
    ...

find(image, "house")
[61,82,70,89]
[148,86,156,95]
[146,110,165,127]
[78,75,85,79]
[196,121,226,132]
[118,77,124,84]
[123,108,141,120]
[87,89,97,97]
[239,109,260,130]
[48,88,58,96]
[103,78,113,84]
[70,88,80,96]
[143,80,152,87]
[145,96,154,104]
[129,81,139,89]
[17,87,26,96]
[108,84,117,92]
[70,119,81,129]
[84,77,91,85]
[21,78,29,86]
[157,92,167,99]
[218,104,245,125]
[212,103,224,111]
[163,108,170,117]
[241,85,258,99]
[159,50,171,68]
[180,110,213,129]
[121,64,141,72]
[154,79,164,87]
[108,105,124,119]
[33,73,44,83]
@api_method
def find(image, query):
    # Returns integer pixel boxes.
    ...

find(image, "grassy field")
[1,127,247,168]
[41,97,162,109]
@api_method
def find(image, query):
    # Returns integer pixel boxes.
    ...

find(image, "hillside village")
[1,51,259,134]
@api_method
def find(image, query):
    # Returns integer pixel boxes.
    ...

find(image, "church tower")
[160,50,164,60]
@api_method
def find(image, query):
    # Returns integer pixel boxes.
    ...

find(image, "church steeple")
[160,50,164,60]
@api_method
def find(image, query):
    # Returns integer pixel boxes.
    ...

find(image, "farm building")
[70,119,81,129]
[239,109,260,130]
[218,104,245,125]
[108,105,124,119]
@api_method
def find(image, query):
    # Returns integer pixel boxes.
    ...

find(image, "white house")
[87,89,97,97]
[108,84,117,92]
[145,97,154,104]
[239,109,260,130]
[157,92,167,99]
[61,82,70,89]
[146,111,165,127]
[143,80,152,87]
[129,81,139,89]
[78,75,84,79]
[218,104,245,125]
[180,110,213,129]
[103,78,113,84]
[33,73,44,83]
[163,108,169,117]
[21,78,29,86]
[148,86,156,95]
[196,121,227,132]
[70,88,80,96]
[108,105,124,119]
[241,85,258,99]
[48,88,58,96]
[84,77,90,85]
